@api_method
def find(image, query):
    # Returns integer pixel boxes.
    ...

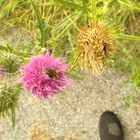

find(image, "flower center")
[45,68,58,80]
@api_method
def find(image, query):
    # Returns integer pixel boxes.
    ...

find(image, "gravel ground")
[0,70,140,140]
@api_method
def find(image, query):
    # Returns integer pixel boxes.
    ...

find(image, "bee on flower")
[22,53,70,99]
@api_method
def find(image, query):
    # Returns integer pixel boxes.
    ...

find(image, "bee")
[45,68,58,80]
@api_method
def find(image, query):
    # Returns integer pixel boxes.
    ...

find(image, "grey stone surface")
[0,70,140,140]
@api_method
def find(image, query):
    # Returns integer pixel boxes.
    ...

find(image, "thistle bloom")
[22,54,69,99]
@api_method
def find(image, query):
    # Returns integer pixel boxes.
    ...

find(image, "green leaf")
[91,0,97,20]
[117,0,140,11]
[65,72,83,80]
[0,44,29,57]
[67,30,74,48]
[117,33,140,41]
[54,0,84,11]
[50,11,81,44]
[124,85,136,107]
[30,0,47,48]
[82,0,88,12]
[11,106,15,129]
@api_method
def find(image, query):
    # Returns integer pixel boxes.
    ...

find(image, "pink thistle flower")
[22,54,70,99]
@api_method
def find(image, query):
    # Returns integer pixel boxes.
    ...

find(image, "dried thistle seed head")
[77,23,117,75]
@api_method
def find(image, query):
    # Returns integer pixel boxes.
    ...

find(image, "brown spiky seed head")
[77,22,116,75]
